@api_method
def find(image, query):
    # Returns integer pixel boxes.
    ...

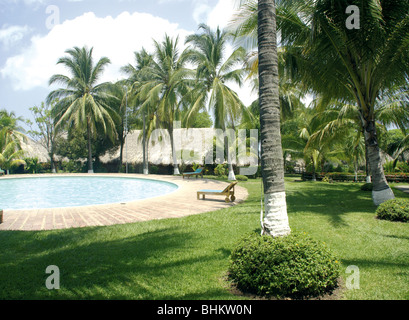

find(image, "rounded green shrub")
[235,175,248,181]
[360,183,373,191]
[376,198,409,223]
[228,232,341,299]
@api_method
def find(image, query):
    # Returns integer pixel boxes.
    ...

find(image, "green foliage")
[187,111,213,128]
[376,199,409,223]
[360,183,373,191]
[228,232,341,299]
[24,157,41,174]
[235,175,248,181]
[322,174,333,183]
[214,163,227,177]
[150,165,159,174]
[384,161,409,174]
[61,160,83,173]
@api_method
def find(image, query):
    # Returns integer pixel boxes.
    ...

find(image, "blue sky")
[0,0,256,127]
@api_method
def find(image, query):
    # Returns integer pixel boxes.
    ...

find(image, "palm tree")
[122,48,156,175]
[105,81,132,172]
[234,0,409,205]
[0,109,27,174]
[282,106,332,181]
[258,0,291,237]
[185,24,249,180]
[137,35,191,175]
[0,109,26,142]
[275,0,409,205]
[0,130,26,174]
[47,46,119,173]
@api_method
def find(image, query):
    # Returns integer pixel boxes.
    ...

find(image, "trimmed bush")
[360,183,373,191]
[235,175,248,181]
[376,198,409,223]
[228,232,341,299]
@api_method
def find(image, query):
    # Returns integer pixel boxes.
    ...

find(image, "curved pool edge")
[0,174,180,211]
[0,173,249,231]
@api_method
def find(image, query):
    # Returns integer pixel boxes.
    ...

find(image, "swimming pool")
[0,176,179,210]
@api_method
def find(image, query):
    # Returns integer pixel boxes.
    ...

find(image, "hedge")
[302,172,409,183]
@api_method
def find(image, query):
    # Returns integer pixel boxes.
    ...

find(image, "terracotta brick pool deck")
[0,174,248,232]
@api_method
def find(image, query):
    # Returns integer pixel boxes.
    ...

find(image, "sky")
[0,0,258,127]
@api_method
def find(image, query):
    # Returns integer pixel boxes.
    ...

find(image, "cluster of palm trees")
[46,25,249,178]
[234,0,408,234]
[2,0,408,237]
[233,0,408,211]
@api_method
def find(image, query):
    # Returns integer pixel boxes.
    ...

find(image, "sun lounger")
[182,167,204,179]
[197,181,237,203]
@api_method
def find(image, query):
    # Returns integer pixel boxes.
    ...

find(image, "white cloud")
[206,0,239,30]
[192,1,212,25]
[0,11,192,90]
[0,25,32,49]
[1,2,257,107]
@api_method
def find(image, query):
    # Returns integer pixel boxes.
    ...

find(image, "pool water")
[0,176,178,210]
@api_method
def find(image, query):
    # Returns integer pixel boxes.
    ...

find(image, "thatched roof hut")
[22,128,259,166]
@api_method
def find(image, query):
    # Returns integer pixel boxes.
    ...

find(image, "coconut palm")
[104,81,133,172]
[310,93,409,182]
[275,0,409,205]
[136,35,192,175]
[282,106,333,181]
[257,0,291,237]
[0,131,26,174]
[47,46,119,173]
[0,109,27,174]
[234,0,409,205]
[185,24,249,180]
[0,109,26,142]
[122,48,156,174]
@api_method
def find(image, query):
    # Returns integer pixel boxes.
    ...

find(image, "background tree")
[276,0,409,205]
[106,81,139,172]
[0,109,26,174]
[122,48,156,174]
[47,46,120,173]
[185,24,249,180]
[136,35,192,175]
[27,100,61,173]
[0,133,26,174]
[0,109,26,143]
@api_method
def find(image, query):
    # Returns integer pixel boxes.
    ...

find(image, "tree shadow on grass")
[341,258,409,273]
[285,182,376,228]
[0,225,234,300]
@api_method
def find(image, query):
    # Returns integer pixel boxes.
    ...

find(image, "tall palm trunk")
[364,133,371,183]
[87,119,94,173]
[311,156,317,181]
[225,136,236,181]
[223,126,236,181]
[168,123,180,175]
[142,111,148,174]
[258,0,290,237]
[362,116,394,205]
[118,136,124,172]
[50,137,56,173]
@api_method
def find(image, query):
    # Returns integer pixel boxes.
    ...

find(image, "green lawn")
[1,177,408,300]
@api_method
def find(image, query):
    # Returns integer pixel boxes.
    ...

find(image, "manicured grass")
[0,177,408,300]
